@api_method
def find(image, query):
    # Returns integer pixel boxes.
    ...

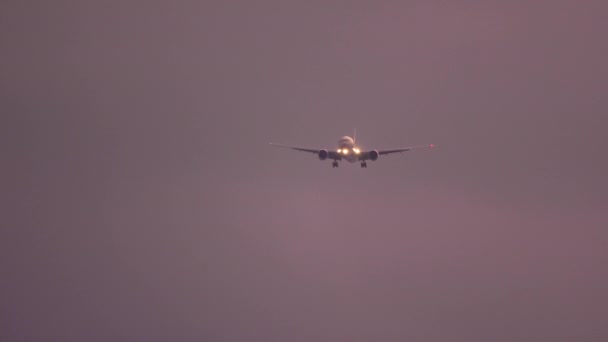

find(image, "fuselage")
[337,136,360,163]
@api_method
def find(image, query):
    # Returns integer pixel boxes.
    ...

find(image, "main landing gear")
[360,162,367,168]
[332,161,339,168]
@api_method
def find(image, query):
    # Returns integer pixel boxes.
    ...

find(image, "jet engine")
[318,149,329,160]
[369,150,379,161]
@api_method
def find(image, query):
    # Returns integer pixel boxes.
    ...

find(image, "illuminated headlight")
[353,148,360,154]
[342,149,348,155]
[337,149,342,153]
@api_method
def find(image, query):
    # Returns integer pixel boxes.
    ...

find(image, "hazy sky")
[2,1,607,341]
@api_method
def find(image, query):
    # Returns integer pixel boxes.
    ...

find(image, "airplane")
[270,130,435,168]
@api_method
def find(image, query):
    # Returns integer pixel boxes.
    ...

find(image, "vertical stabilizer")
[353,128,356,144]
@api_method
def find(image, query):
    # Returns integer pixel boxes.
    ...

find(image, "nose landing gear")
[332,161,339,168]
[360,162,367,168]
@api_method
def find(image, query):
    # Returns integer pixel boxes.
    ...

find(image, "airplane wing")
[269,142,319,154]
[270,142,342,159]
[359,144,435,160]
[379,144,435,155]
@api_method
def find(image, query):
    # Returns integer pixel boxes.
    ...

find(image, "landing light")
[342,149,348,155]
[353,148,360,154]
[337,149,342,153]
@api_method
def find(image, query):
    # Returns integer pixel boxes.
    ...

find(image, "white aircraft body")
[271,131,434,168]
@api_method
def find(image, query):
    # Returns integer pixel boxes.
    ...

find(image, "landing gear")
[361,162,367,168]
[332,161,339,168]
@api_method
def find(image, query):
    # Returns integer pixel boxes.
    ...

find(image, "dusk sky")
[2,1,607,341]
